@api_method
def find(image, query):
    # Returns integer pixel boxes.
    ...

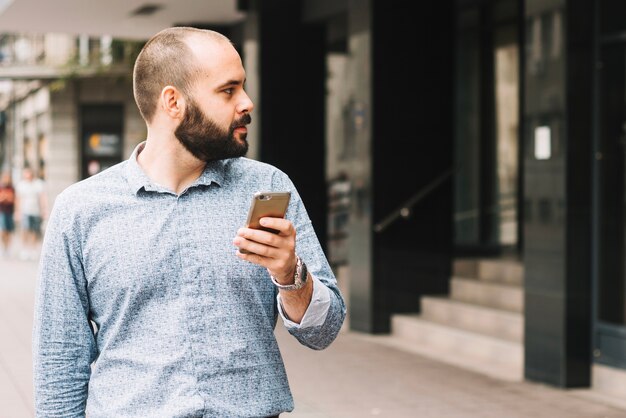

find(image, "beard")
[174,99,250,162]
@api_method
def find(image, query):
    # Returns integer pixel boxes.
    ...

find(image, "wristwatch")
[270,256,308,290]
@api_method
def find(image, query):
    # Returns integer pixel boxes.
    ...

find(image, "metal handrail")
[373,167,455,233]
[454,199,517,223]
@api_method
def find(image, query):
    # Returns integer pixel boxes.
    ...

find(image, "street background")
[2,247,626,418]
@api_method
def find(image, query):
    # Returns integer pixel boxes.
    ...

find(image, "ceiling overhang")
[0,0,246,40]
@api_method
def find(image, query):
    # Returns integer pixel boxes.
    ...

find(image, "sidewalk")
[2,255,626,418]
[0,256,37,417]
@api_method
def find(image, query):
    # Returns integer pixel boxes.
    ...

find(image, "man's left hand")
[234,217,297,284]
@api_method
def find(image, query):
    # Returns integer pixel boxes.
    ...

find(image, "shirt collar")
[124,141,226,195]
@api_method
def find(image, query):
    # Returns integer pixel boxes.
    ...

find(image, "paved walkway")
[2,252,626,417]
[0,257,36,417]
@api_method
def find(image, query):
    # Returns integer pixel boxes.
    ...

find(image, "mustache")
[230,113,252,130]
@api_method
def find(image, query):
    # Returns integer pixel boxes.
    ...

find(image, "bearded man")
[33,27,345,418]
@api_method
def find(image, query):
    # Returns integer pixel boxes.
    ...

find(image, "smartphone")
[240,191,291,254]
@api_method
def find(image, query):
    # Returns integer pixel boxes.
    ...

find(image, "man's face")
[174,97,250,162]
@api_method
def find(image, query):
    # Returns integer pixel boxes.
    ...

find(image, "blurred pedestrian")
[33,27,346,418]
[0,170,15,257]
[15,167,47,260]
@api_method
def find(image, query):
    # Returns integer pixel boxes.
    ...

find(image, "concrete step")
[421,296,523,343]
[453,258,524,286]
[477,259,523,286]
[452,258,478,278]
[450,277,523,313]
[591,364,626,407]
[571,364,626,412]
[389,314,524,381]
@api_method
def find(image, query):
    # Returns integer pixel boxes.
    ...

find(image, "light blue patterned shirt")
[33,142,346,418]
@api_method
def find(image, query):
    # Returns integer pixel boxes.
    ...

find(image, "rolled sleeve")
[277,275,331,328]
[271,169,347,350]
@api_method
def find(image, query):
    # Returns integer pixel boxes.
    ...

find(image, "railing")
[0,34,47,66]
[454,196,517,223]
[373,167,456,233]
[0,33,142,69]
[454,195,518,245]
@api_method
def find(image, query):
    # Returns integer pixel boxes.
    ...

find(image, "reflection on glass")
[454,14,519,248]
[454,8,480,246]
[494,27,519,245]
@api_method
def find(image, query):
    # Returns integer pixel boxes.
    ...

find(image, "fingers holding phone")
[234,191,297,280]
[235,217,295,257]
[237,191,290,252]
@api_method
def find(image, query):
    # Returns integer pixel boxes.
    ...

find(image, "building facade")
[0,0,624,403]
[0,34,149,203]
[250,0,626,401]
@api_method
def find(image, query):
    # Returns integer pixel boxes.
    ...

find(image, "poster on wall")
[82,132,123,178]
[84,133,122,157]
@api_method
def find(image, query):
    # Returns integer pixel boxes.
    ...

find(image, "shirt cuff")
[277,275,331,329]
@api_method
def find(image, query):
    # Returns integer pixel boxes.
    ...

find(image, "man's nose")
[237,91,254,114]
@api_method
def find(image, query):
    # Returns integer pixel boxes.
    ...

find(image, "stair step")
[571,364,626,412]
[451,278,523,313]
[421,296,523,343]
[477,259,524,286]
[592,364,626,403]
[452,259,478,278]
[454,258,524,286]
[389,314,523,381]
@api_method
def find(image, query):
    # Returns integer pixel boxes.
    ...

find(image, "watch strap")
[271,256,307,290]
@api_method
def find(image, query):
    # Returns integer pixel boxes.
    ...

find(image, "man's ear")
[159,85,185,120]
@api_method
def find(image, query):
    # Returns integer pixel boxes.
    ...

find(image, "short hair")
[132,27,230,123]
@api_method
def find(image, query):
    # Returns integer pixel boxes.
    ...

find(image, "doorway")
[454,0,522,255]
[80,104,123,179]
[594,2,626,369]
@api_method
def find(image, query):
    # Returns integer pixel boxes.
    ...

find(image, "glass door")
[594,8,626,367]
[454,0,521,255]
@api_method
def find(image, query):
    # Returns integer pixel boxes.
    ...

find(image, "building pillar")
[523,0,593,387]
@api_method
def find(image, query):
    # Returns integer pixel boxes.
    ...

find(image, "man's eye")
[223,88,234,95]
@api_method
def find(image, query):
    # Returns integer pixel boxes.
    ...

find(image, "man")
[15,167,47,260]
[33,27,346,417]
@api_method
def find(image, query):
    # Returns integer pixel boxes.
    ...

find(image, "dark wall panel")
[258,0,328,251]
[371,0,455,332]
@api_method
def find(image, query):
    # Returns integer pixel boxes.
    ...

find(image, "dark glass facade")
[252,0,626,389]
[454,0,522,254]
[594,0,626,370]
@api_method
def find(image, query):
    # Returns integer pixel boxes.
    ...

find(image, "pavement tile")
[2,252,626,418]
[0,354,33,417]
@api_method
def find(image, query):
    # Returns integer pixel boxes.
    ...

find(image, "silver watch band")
[270,256,307,290]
